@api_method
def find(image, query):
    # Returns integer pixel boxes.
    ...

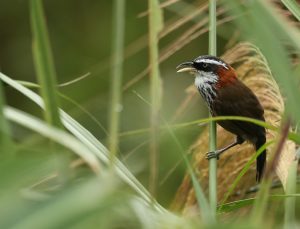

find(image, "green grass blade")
[120,116,300,144]
[284,158,298,229]
[281,0,300,22]
[0,82,13,155]
[218,194,300,213]
[250,179,273,224]
[164,123,213,224]
[208,0,217,219]
[108,0,126,164]
[0,71,166,213]
[251,120,290,224]
[172,116,300,144]
[148,0,163,196]
[219,141,274,210]
[132,90,213,223]
[15,80,109,136]
[4,106,101,173]
[218,197,255,213]
[30,0,61,127]
[9,176,122,229]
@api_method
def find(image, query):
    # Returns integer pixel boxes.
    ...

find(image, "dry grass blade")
[123,8,232,91]
[159,3,208,38]
[125,2,207,63]
[58,72,90,87]
[138,0,182,18]
[160,14,232,63]
[250,119,291,224]
[171,42,296,213]
[265,119,292,180]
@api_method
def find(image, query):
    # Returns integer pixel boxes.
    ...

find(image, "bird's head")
[176,55,237,90]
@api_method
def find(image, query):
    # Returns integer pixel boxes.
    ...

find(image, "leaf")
[218,194,300,213]
[0,71,166,213]
[0,82,13,154]
[148,0,164,195]
[150,0,164,33]
[108,0,126,162]
[281,0,300,23]
[4,106,101,173]
[30,0,61,128]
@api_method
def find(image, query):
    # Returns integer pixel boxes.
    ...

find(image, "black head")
[176,55,228,74]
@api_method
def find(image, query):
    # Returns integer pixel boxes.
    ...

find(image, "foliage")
[0,0,299,228]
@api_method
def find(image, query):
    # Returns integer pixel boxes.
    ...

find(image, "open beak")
[176,61,196,74]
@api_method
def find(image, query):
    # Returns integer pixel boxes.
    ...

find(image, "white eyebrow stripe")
[195,59,228,69]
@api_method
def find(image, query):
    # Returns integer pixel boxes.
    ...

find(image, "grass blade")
[219,141,274,209]
[148,0,163,196]
[120,115,300,144]
[30,0,61,127]
[108,0,126,164]
[164,123,213,223]
[0,82,13,155]
[284,156,298,229]
[9,176,121,229]
[251,119,290,224]
[218,194,300,213]
[133,90,213,223]
[0,71,166,213]
[281,0,300,22]
[4,106,101,173]
[208,0,217,219]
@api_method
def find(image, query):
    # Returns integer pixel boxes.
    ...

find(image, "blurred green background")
[0,0,224,206]
[1,0,299,228]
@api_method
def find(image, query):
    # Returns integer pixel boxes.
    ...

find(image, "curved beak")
[176,61,196,74]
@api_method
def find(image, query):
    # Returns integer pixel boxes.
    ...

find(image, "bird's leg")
[206,136,244,160]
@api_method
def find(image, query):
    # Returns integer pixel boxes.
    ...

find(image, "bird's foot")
[206,151,220,160]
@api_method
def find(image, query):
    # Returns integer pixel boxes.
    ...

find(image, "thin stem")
[284,159,298,229]
[30,0,62,128]
[0,81,13,155]
[108,0,126,165]
[148,0,163,197]
[30,0,66,180]
[208,0,217,220]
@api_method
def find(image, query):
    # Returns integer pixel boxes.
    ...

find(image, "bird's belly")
[217,120,258,143]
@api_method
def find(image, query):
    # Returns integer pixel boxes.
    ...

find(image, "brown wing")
[212,79,265,141]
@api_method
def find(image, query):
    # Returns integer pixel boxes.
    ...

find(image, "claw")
[206,151,219,160]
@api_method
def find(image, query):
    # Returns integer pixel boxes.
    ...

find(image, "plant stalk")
[0,82,13,155]
[108,0,126,166]
[208,0,217,219]
[148,0,163,196]
[30,0,62,128]
[284,158,298,229]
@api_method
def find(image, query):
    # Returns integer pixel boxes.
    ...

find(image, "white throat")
[194,71,218,105]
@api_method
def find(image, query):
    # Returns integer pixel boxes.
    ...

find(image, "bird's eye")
[202,63,208,68]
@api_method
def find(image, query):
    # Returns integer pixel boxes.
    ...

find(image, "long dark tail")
[255,136,266,182]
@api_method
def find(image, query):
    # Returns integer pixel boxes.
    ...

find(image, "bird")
[176,55,266,182]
